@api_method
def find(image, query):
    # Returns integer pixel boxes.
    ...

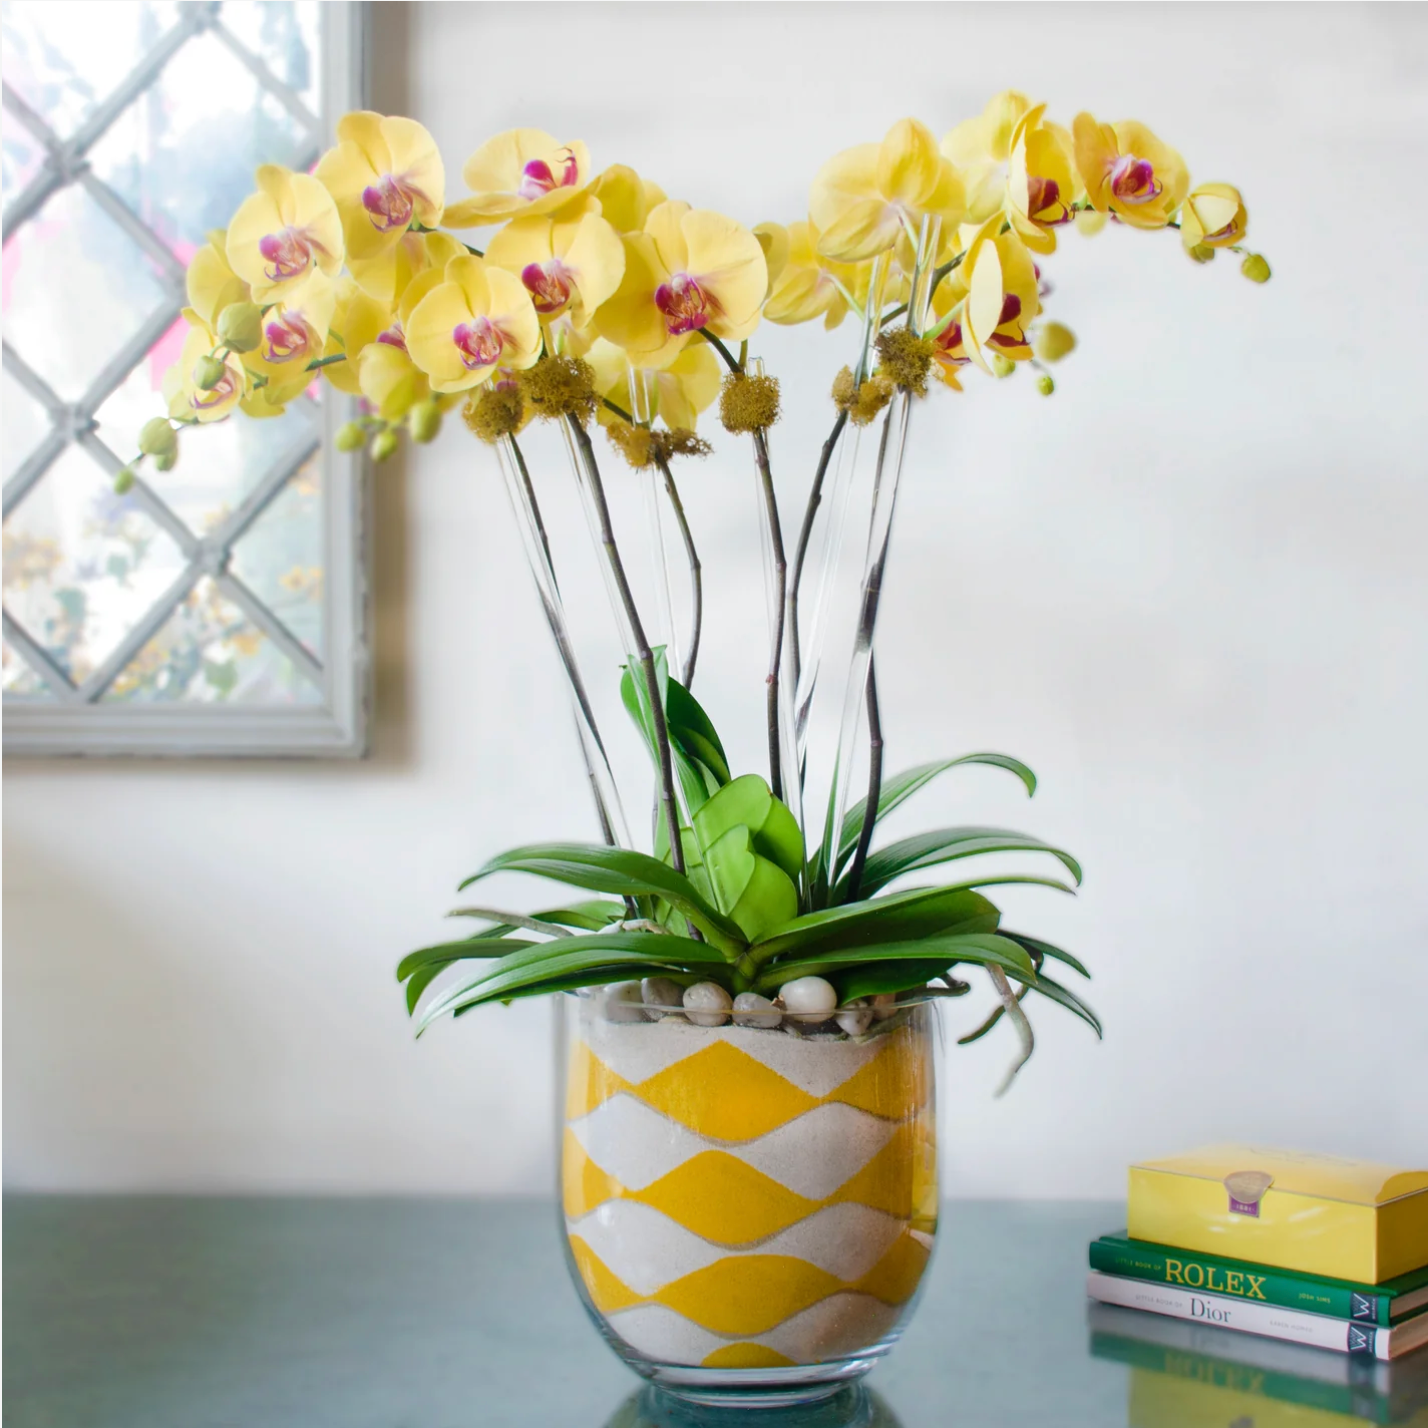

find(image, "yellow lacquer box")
[1128,1145,1428,1284]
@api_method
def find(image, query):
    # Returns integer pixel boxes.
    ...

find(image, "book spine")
[1086,1272,1389,1359]
[1090,1240,1388,1326]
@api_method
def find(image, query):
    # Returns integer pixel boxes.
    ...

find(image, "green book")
[1090,1230,1428,1328]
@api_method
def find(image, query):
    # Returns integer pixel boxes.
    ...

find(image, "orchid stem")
[788,407,848,691]
[845,655,882,903]
[704,332,743,374]
[566,414,687,877]
[654,452,702,690]
[753,427,787,802]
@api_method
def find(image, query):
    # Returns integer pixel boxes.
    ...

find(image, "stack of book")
[1087,1145,1428,1365]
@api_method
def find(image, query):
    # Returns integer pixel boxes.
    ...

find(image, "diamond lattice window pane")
[93,362,320,535]
[2,638,50,697]
[0,1,181,140]
[1,104,47,207]
[101,573,322,704]
[214,2,321,117]
[2,182,174,401]
[88,28,318,255]
[2,366,52,481]
[1,443,190,683]
[228,450,323,659]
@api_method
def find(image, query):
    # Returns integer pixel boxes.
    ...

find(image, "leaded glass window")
[2,0,369,755]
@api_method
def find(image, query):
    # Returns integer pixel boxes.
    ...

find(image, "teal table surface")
[5,1197,1419,1428]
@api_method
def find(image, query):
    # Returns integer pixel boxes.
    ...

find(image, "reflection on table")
[1089,1302,1428,1426]
[602,1383,904,1428]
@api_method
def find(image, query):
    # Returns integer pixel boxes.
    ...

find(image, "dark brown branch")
[752,427,787,801]
[844,654,883,903]
[566,416,686,876]
[653,452,702,690]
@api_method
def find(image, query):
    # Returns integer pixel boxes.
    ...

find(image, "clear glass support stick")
[792,253,889,782]
[630,370,682,680]
[816,216,941,897]
[493,435,632,849]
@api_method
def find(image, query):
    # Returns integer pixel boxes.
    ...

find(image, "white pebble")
[778,975,838,1024]
[641,976,685,1021]
[871,993,899,1022]
[682,981,733,1027]
[732,992,782,1029]
[835,998,874,1036]
[601,981,646,1024]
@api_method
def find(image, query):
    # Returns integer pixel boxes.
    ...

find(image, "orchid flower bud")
[217,301,264,354]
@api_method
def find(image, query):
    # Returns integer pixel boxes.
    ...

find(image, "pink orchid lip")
[377,322,407,352]
[987,293,1029,351]
[654,272,714,336]
[517,150,580,201]
[521,259,574,314]
[1108,154,1163,205]
[453,316,505,369]
[1026,176,1071,225]
[361,174,417,232]
[258,227,315,281]
[263,314,311,364]
[935,320,970,364]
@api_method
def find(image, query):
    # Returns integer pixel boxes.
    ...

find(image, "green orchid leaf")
[834,753,1038,875]
[832,959,973,1002]
[620,652,727,816]
[666,676,731,786]
[450,963,726,1014]
[1001,931,1090,980]
[693,773,803,882]
[1006,968,1103,1038]
[842,828,1083,901]
[417,932,725,1030]
[751,884,1002,965]
[397,935,538,985]
[703,824,800,942]
[447,907,577,938]
[460,842,747,953]
[753,932,1037,994]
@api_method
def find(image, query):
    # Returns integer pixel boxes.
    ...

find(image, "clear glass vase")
[557,990,939,1406]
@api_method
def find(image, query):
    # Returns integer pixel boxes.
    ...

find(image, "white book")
[1087,1271,1428,1361]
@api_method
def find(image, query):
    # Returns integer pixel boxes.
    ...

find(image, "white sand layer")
[567,1200,911,1293]
[577,1016,900,1098]
[568,1097,898,1197]
[605,1293,907,1366]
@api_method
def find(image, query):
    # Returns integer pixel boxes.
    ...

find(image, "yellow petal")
[645,200,692,276]
[681,209,767,334]
[876,118,942,207]
[563,211,626,317]
[186,239,247,328]
[359,341,428,420]
[817,199,903,263]
[753,221,790,293]
[809,143,881,237]
[482,265,543,369]
[593,233,674,357]
[405,282,477,392]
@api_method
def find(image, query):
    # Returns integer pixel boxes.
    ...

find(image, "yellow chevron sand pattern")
[564,1122,932,1242]
[566,1031,928,1138]
[563,1011,937,1368]
[568,1231,931,1335]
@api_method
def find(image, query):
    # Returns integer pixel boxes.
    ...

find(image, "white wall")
[5,2,1426,1195]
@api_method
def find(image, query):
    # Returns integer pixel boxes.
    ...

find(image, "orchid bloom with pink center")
[1072,114,1188,230]
[443,129,593,227]
[485,197,625,330]
[406,255,541,394]
[227,166,344,305]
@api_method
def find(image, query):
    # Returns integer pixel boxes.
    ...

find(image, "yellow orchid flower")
[941,90,1034,223]
[587,165,667,234]
[358,341,433,421]
[163,311,247,423]
[753,222,790,296]
[763,220,864,330]
[927,282,971,391]
[809,118,966,264]
[405,254,542,394]
[241,276,338,408]
[1072,114,1189,230]
[587,337,721,432]
[226,164,344,304]
[314,112,445,275]
[186,230,248,328]
[594,202,767,367]
[948,218,1041,372]
[1179,183,1247,252]
[443,129,592,227]
[485,195,625,327]
[1006,106,1080,254]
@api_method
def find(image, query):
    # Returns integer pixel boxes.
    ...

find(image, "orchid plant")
[125,94,1266,1087]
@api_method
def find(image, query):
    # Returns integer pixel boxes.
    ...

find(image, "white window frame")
[2,1,373,758]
